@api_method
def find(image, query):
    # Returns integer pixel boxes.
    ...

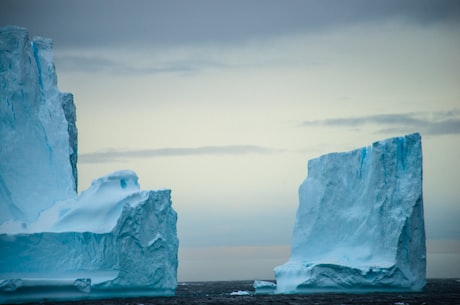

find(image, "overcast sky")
[2,0,460,281]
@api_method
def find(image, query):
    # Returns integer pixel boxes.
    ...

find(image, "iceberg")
[0,26,178,302]
[275,133,426,293]
[0,170,179,301]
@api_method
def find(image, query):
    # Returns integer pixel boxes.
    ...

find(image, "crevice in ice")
[30,41,43,98]
[397,137,406,171]
[0,174,25,222]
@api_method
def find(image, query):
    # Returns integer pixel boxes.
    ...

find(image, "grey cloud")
[55,54,223,75]
[54,55,118,74]
[301,111,460,136]
[302,113,423,127]
[79,145,280,164]
[1,0,459,49]
[427,119,460,136]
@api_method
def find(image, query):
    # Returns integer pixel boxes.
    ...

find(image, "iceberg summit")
[0,26,178,303]
[274,133,426,293]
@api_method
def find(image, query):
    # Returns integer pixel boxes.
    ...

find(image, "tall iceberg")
[275,133,426,293]
[0,26,178,302]
[0,26,77,224]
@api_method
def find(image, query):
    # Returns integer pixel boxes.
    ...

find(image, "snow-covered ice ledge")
[0,170,179,302]
[274,133,426,293]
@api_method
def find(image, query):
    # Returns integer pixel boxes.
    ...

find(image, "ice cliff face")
[275,133,426,293]
[0,26,178,302]
[0,26,77,224]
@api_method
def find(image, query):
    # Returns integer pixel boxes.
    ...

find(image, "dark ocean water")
[19,279,460,305]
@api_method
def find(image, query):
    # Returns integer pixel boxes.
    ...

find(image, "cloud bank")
[80,145,280,164]
[2,0,459,49]
[55,54,225,75]
[301,111,460,136]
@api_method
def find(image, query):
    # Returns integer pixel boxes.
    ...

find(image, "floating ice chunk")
[230,290,251,295]
[253,280,276,294]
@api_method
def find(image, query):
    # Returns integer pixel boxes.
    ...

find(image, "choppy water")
[23,279,460,305]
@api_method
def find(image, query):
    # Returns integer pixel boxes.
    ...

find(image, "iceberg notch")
[275,133,426,293]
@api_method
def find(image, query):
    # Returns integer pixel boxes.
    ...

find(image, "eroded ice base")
[274,261,423,294]
[0,273,174,303]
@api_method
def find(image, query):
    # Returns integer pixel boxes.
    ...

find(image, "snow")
[275,133,426,293]
[43,170,141,234]
[0,26,178,302]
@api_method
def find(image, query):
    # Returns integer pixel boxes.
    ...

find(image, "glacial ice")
[275,133,426,293]
[230,290,251,296]
[0,170,179,301]
[0,26,178,302]
[253,280,276,294]
[0,26,78,224]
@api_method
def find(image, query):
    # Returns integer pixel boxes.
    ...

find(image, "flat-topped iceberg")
[275,133,426,293]
[0,26,178,303]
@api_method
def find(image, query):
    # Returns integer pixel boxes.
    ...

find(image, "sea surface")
[20,279,460,305]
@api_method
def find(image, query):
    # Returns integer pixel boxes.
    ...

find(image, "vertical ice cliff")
[0,26,178,302]
[275,133,426,293]
[0,26,77,224]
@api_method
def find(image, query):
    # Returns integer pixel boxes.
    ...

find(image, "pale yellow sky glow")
[62,23,460,280]
[2,0,460,281]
